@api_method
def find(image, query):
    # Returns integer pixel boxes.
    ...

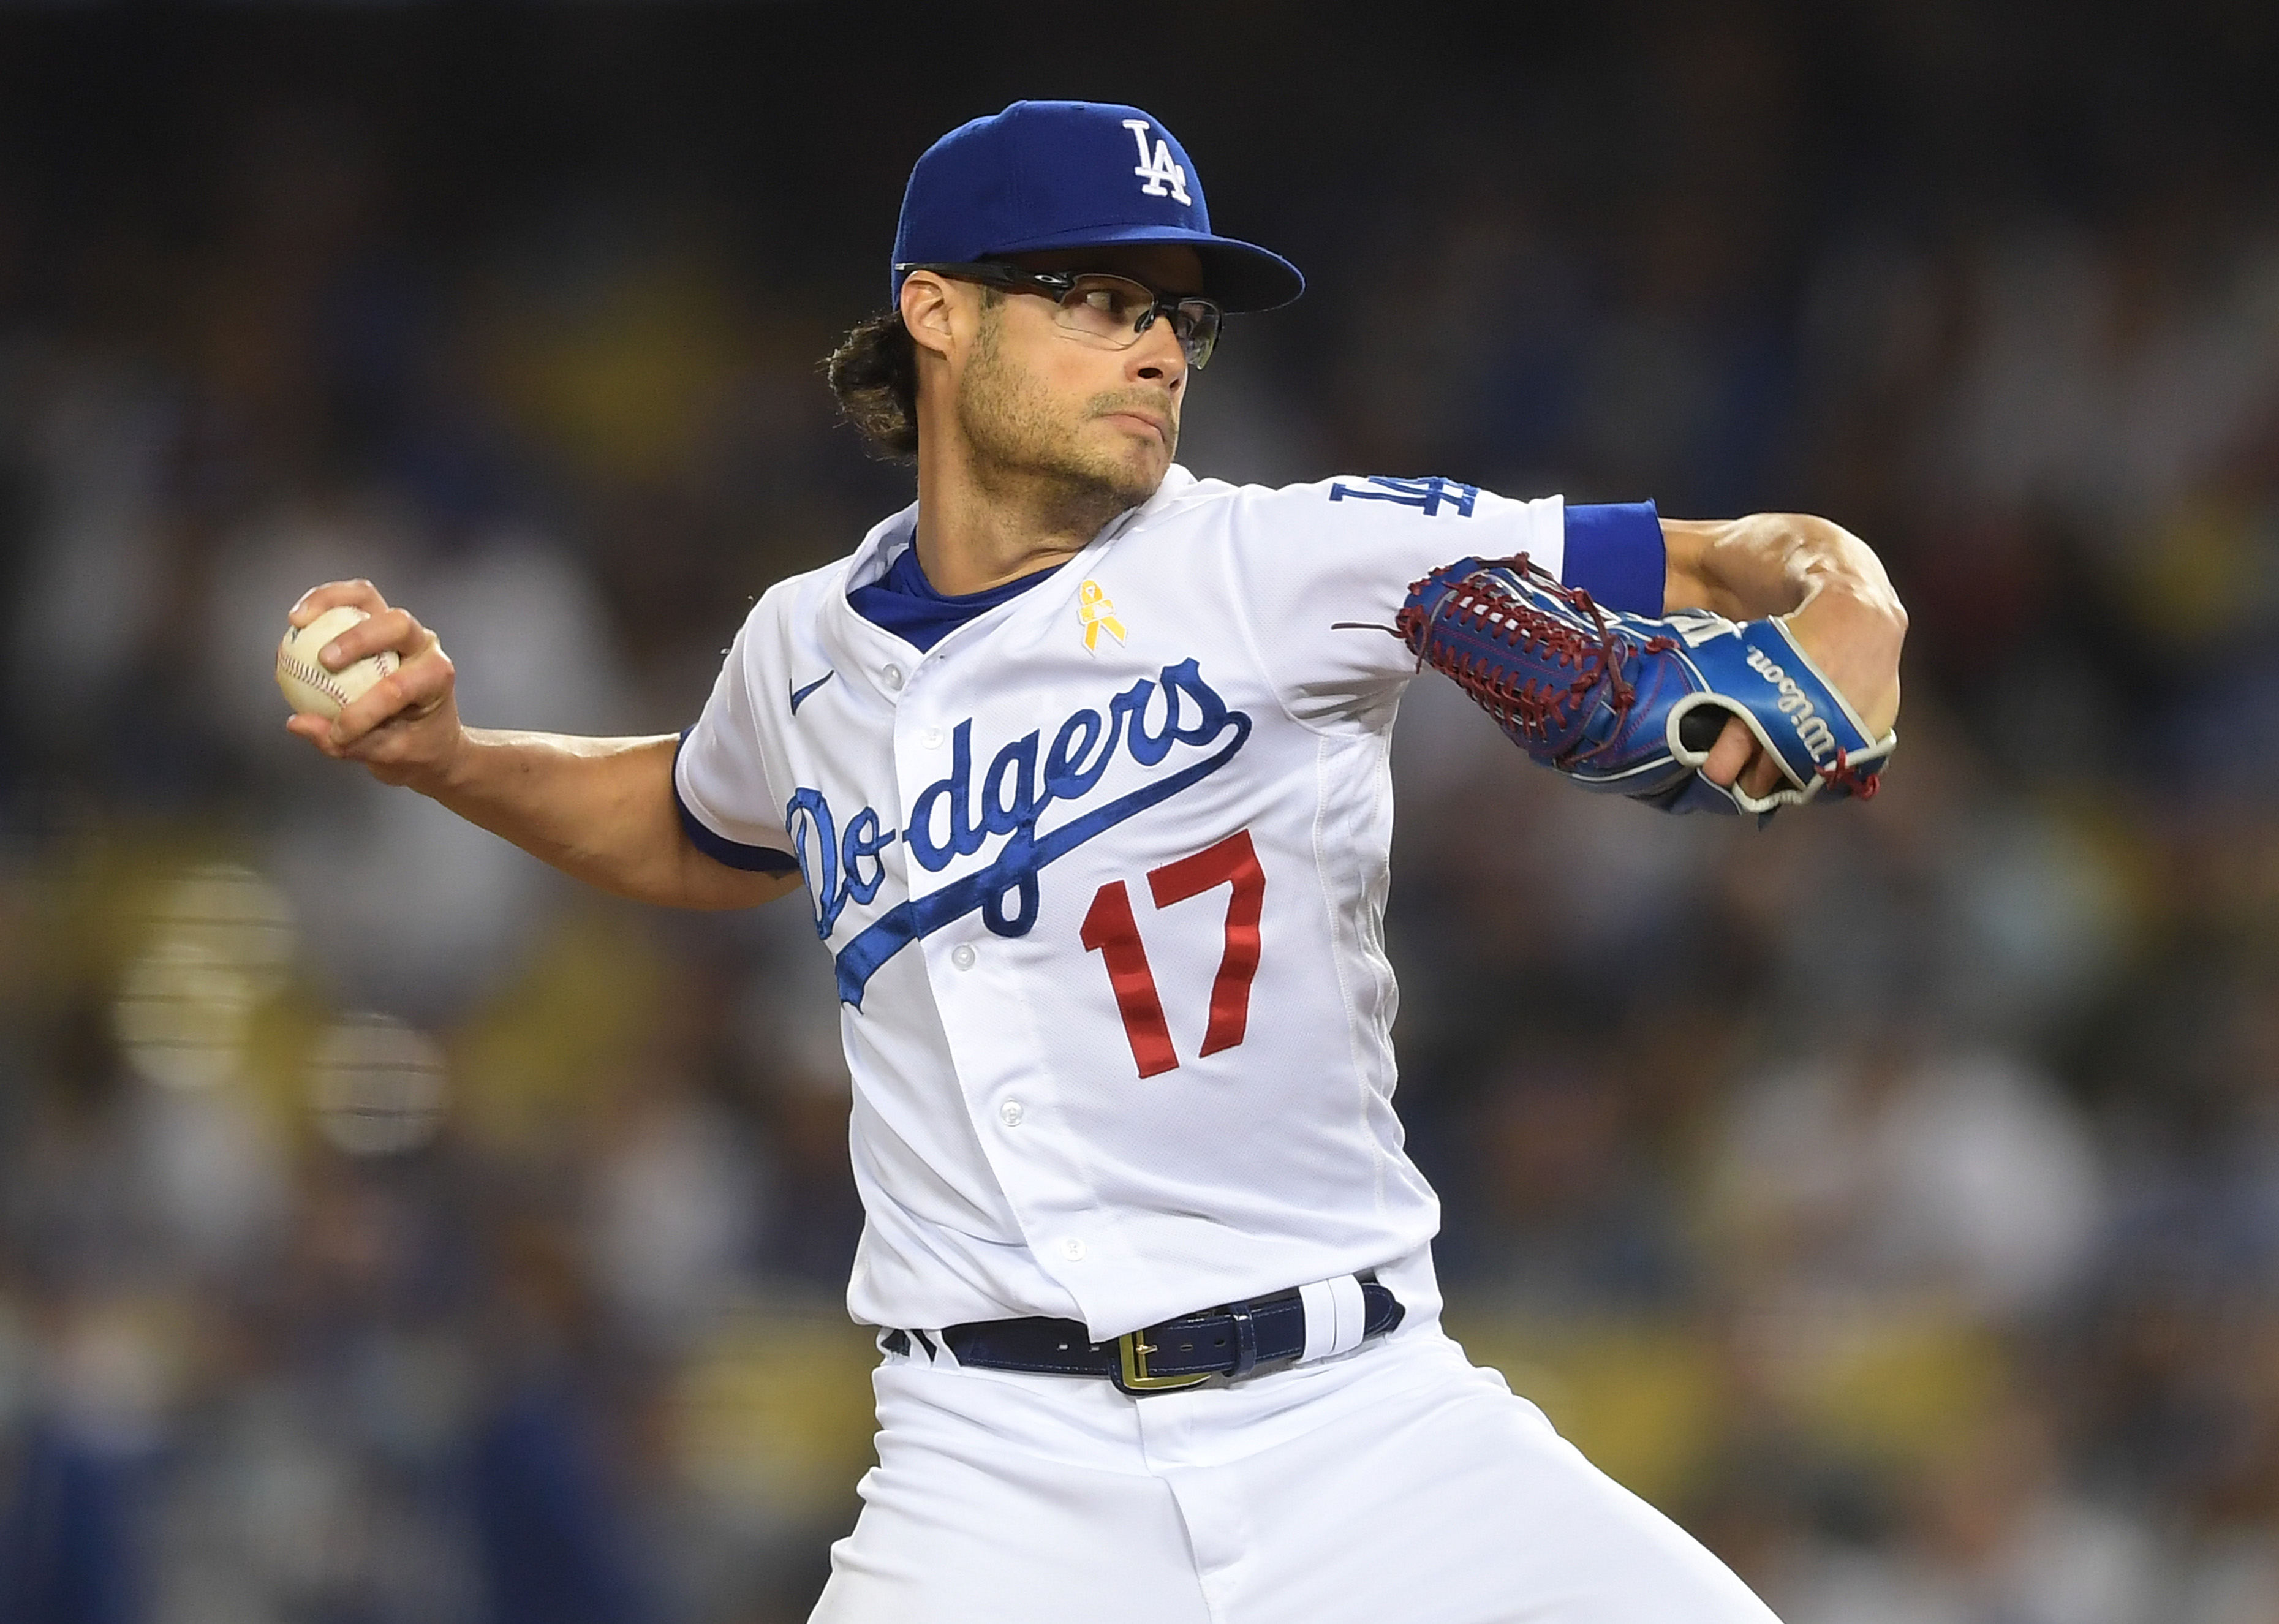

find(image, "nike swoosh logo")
[788,670,836,714]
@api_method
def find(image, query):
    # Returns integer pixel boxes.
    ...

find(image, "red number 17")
[1079,829,1265,1079]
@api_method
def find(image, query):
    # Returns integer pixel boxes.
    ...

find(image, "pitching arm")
[282,580,801,912]
[1659,514,1907,797]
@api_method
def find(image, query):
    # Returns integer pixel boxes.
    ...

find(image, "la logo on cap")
[1122,119,1191,206]
[889,101,1304,312]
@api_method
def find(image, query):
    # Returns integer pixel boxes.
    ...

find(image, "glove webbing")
[1393,553,1675,768]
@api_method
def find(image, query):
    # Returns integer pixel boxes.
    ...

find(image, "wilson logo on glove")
[1742,645,1840,763]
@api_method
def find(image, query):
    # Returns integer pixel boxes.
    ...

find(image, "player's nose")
[1125,316,1187,390]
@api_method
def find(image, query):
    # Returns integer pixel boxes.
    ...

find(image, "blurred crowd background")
[2,3,2277,1621]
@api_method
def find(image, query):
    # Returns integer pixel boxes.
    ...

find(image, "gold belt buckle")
[1116,1330,1211,1394]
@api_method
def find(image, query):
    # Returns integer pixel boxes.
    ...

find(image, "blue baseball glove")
[1394,554,1896,817]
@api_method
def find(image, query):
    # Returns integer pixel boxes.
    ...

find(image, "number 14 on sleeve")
[1079,829,1266,1079]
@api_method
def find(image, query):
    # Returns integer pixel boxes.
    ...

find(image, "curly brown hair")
[824,285,1005,460]
[823,309,920,459]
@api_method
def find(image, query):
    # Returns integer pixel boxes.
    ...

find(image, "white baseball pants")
[810,1318,1780,1623]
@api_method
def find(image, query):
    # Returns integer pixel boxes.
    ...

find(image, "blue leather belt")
[884,1277,1405,1396]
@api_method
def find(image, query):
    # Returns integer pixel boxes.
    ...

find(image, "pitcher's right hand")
[283,580,462,791]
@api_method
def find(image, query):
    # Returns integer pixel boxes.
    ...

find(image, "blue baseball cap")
[890,100,1304,314]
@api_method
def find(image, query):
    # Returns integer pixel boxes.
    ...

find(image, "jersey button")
[882,663,905,690]
[999,1100,1024,1127]
[1059,1238,1087,1262]
[950,943,977,971]
[920,726,944,749]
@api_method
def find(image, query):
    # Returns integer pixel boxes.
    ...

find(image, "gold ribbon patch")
[1078,580,1127,652]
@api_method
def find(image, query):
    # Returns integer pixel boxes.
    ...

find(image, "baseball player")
[288,102,1905,1622]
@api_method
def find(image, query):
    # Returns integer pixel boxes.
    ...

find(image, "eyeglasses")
[894,260,1222,369]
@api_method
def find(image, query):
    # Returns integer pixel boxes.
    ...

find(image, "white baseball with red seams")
[276,605,399,720]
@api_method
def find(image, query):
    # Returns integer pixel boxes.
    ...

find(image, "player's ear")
[899,272,958,360]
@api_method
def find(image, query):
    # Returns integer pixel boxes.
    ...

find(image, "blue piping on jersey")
[673,730,799,874]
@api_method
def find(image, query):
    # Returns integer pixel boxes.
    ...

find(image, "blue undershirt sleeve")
[1561,501,1666,616]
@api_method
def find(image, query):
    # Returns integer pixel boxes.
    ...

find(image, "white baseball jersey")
[676,466,1573,1340]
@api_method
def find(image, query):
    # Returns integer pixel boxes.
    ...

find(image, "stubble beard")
[955,311,1176,536]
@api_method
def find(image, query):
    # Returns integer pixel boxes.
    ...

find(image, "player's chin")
[1085,428,1172,495]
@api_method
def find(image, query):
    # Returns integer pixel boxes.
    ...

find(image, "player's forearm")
[423,730,796,910]
[1661,513,1902,624]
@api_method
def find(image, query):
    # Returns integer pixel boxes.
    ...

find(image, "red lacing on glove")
[1815,746,1881,799]
[1398,554,1674,763]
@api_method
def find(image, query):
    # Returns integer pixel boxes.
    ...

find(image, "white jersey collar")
[817,465,1203,693]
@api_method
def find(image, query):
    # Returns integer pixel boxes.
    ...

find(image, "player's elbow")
[671,833,804,911]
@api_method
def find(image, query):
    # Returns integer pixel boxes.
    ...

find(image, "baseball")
[276,606,399,720]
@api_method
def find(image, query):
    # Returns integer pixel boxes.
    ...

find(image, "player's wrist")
[1780,583,1905,736]
[1788,575,1907,660]
[395,714,475,799]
